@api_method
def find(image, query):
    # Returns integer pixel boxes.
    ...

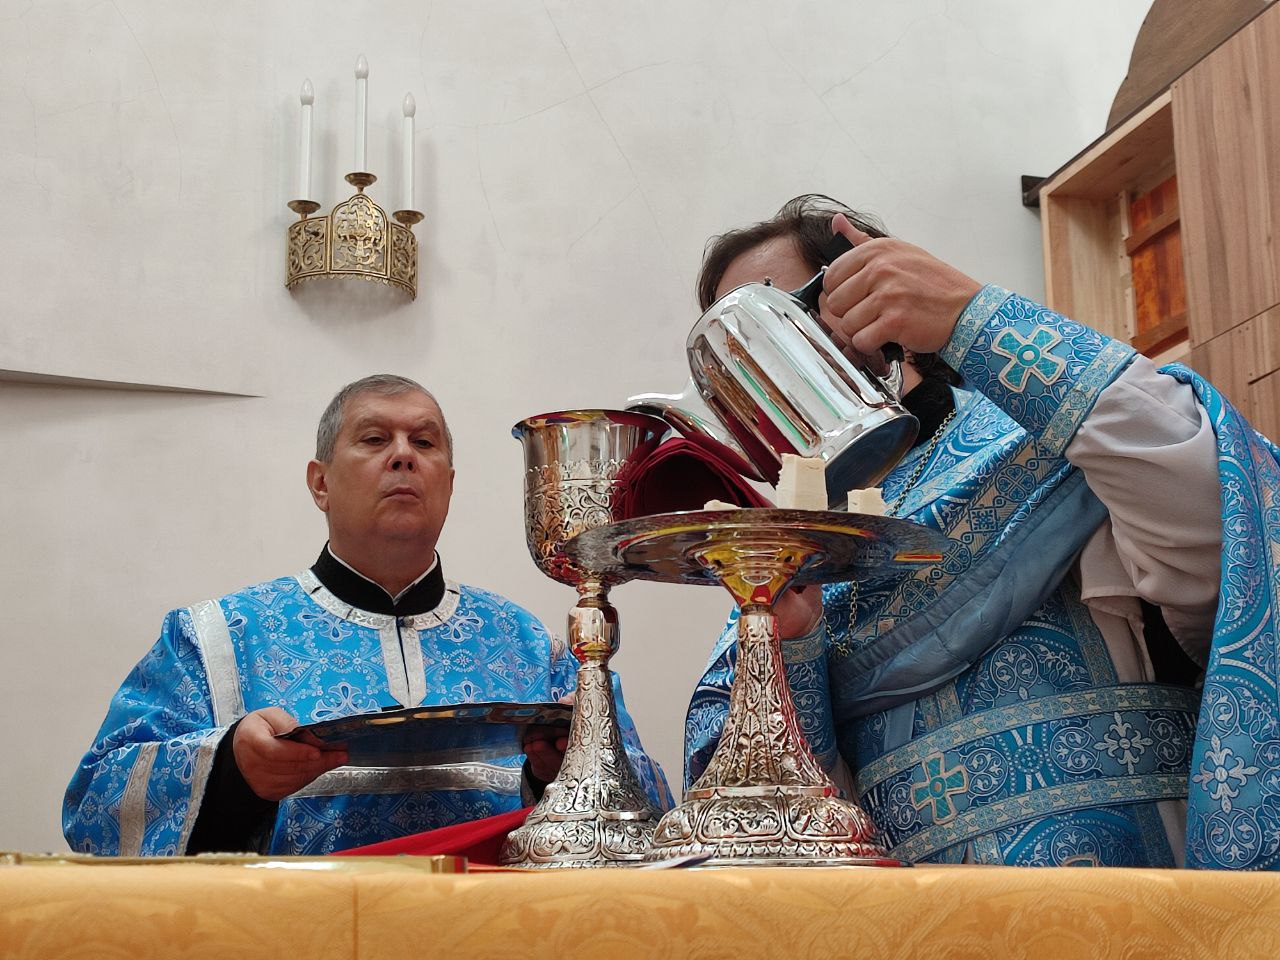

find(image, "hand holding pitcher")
[821,214,983,357]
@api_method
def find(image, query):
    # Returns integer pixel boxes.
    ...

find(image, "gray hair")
[315,374,454,463]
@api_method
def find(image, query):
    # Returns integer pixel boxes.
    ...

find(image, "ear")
[306,459,330,513]
[435,467,456,529]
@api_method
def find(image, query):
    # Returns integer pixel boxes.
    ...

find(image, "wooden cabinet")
[1175,6,1280,343]
[1039,93,1186,359]
[1189,307,1280,439]
[1037,2,1280,438]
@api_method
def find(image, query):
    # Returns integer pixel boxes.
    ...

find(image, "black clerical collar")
[902,376,956,448]
[311,545,446,616]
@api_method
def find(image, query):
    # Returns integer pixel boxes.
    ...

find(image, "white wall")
[0,0,1150,851]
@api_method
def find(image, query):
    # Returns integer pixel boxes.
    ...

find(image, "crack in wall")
[541,0,677,273]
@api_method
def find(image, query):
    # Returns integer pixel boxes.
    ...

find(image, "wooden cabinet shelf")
[1040,92,1189,365]
[1038,4,1280,439]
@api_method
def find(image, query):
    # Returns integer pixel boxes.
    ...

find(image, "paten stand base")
[645,568,896,866]
[644,786,899,867]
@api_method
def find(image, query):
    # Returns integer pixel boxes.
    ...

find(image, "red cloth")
[619,436,771,516]
[331,806,532,864]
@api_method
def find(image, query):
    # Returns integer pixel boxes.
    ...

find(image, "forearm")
[941,286,1220,649]
[64,727,226,856]
[64,609,228,856]
[940,286,1137,455]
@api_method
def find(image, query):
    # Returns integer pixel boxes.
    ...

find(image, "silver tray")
[279,701,572,767]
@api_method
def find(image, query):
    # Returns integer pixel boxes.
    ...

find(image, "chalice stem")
[499,583,659,867]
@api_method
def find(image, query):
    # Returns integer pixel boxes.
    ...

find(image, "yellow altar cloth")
[3,862,1279,959]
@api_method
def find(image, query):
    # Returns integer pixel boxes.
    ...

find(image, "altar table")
[3,861,1279,959]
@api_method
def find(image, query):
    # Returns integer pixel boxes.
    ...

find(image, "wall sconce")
[285,56,423,299]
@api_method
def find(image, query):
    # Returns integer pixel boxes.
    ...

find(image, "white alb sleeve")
[1064,355,1221,661]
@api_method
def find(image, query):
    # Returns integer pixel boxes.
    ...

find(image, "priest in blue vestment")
[685,196,1280,870]
[64,375,671,856]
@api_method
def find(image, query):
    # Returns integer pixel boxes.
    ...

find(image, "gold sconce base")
[285,173,419,299]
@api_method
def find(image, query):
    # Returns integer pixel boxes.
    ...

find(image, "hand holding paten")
[522,690,577,784]
[523,726,569,784]
[776,584,823,639]
[233,707,349,801]
[821,214,982,356]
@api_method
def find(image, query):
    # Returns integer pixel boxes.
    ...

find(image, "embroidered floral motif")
[312,681,381,721]
[1096,713,1153,775]
[1204,808,1263,866]
[965,748,1008,797]
[259,648,308,691]
[1050,726,1101,776]
[297,607,353,644]
[1193,734,1260,813]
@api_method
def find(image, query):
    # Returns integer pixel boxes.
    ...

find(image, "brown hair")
[696,194,960,385]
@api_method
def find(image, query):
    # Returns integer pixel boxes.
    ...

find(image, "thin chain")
[885,407,958,516]
[836,407,959,657]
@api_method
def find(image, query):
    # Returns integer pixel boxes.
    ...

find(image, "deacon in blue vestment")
[64,374,671,856]
[685,196,1280,870]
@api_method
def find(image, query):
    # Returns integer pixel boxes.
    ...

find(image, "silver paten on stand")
[500,410,667,868]
[565,508,946,867]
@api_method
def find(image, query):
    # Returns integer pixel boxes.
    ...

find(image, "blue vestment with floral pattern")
[687,286,1280,868]
[65,570,671,856]
[1169,366,1280,870]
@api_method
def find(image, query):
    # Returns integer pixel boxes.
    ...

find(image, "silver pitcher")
[630,267,918,507]
[500,409,667,868]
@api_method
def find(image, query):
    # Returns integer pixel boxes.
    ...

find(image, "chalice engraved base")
[565,508,946,867]
[501,410,667,869]
[498,575,662,869]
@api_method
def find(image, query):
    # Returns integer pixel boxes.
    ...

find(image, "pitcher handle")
[790,252,907,386]
[881,356,905,398]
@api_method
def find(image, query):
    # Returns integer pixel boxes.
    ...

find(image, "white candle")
[354,54,368,171]
[402,93,416,211]
[298,79,314,201]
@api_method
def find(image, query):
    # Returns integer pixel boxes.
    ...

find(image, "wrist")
[780,610,828,665]
[791,606,825,639]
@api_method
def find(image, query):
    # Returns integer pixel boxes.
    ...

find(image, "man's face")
[307,390,455,554]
